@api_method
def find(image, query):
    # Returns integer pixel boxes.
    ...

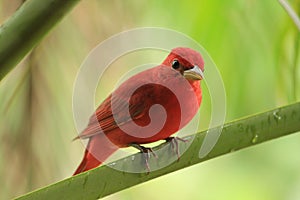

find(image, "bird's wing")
[76,82,154,140]
[75,66,180,140]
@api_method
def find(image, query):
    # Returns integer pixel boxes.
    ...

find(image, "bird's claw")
[130,143,157,173]
[165,137,188,161]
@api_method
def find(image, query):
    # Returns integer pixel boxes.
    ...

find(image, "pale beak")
[183,65,204,80]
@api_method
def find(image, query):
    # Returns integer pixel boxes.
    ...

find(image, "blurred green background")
[1,0,300,199]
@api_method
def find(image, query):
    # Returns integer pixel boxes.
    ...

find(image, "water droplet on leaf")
[252,135,258,143]
[108,162,116,167]
[273,111,282,120]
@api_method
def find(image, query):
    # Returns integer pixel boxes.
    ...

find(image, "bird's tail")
[73,149,102,175]
[73,134,118,175]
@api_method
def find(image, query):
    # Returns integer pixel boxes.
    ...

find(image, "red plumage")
[73,47,204,175]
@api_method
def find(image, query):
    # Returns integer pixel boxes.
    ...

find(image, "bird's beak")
[183,65,204,80]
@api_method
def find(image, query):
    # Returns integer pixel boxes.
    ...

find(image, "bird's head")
[162,47,204,81]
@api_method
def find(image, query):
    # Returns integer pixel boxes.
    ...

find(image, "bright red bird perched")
[73,47,204,175]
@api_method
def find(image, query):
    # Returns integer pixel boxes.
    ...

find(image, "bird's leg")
[129,143,157,173]
[165,137,189,161]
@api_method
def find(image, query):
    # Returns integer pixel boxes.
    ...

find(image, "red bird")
[73,47,204,175]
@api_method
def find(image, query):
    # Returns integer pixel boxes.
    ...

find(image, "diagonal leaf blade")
[15,102,300,200]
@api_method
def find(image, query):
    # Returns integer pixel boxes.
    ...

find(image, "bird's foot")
[130,143,157,173]
[165,137,189,161]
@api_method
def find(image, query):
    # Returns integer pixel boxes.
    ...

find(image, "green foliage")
[15,103,300,200]
[0,0,79,80]
[0,0,299,200]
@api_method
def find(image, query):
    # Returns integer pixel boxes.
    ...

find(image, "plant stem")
[293,33,299,100]
[0,0,80,81]
[15,102,300,200]
[279,0,300,31]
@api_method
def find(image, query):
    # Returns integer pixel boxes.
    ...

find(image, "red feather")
[73,47,204,175]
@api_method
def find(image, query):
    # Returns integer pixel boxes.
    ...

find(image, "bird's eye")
[172,60,180,69]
